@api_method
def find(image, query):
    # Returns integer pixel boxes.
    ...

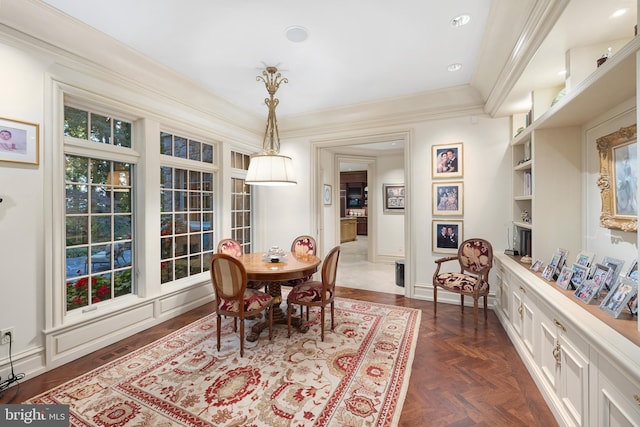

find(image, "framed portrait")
[556,266,574,290]
[432,182,463,216]
[323,184,332,206]
[432,142,463,179]
[626,259,638,281]
[601,256,625,289]
[599,277,637,318]
[432,220,463,254]
[575,251,594,267]
[573,279,600,304]
[596,124,637,232]
[570,263,589,289]
[530,259,544,272]
[383,183,405,212]
[541,265,555,281]
[0,117,39,165]
[591,263,613,291]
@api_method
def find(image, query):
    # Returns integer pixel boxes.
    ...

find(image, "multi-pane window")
[231,151,252,254]
[64,106,134,312]
[160,132,215,284]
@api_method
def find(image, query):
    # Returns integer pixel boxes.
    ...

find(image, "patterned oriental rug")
[27,297,421,426]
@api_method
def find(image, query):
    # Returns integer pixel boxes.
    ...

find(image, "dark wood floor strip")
[0,286,558,426]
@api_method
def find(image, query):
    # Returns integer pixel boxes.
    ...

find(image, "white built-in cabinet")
[495,254,640,427]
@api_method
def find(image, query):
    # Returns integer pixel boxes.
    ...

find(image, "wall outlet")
[0,327,15,345]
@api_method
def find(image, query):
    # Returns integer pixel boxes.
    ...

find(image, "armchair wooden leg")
[268,305,273,340]
[216,314,221,352]
[460,294,465,312]
[484,295,488,321]
[239,319,245,357]
[433,287,437,317]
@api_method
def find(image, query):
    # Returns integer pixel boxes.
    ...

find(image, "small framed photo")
[599,277,637,318]
[573,279,601,304]
[626,259,638,281]
[570,263,590,289]
[541,265,555,281]
[432,182,463,216]
[432,142,463,179]
[575,251,595,267]
[0,117,39,165]
[601,256,625,289]
[432,220,463,254]
[591,264,613,292]
[323,184,332,206]
[383,183,405,212]
[530,259,544,272]
[556,266,574,290]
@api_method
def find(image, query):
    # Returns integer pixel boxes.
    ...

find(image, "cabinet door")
[558,335,589,427]
[539,314,590,427]
[495,264,510,319]
[595,354,640,427]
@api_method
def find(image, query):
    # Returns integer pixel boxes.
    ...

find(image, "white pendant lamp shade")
[245,153,297,186]
[246,66,297,186]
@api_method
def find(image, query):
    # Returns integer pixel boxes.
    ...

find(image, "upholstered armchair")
[432,238,493,324]
[210,253,273,357]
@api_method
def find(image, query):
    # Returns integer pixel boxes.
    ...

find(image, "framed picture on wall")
[596,124,637,232]
[432,182,463,216]
[323,184,332,205]
[432,220,463,254]
[432,142,463,179]
[0,117,39,165]
[383,183,405,212]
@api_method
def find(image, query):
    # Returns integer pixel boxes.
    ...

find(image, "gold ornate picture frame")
[596,124,637,232]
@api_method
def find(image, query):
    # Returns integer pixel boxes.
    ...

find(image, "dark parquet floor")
[1,287,558,426]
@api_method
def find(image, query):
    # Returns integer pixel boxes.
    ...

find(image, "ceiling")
[37,0,637,122]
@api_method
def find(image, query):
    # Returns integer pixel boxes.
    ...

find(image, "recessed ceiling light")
[451,14,471,28]
[610,8,628,18]
[447,63,462,72]
[285,26,309,43]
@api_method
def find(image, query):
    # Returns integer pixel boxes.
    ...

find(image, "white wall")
[0,41,51,367]
[376,153,405,258]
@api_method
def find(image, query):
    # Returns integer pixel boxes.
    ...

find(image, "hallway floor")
[337,236,405,295]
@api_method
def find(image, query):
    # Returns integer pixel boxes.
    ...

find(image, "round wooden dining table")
[236,251,321,341]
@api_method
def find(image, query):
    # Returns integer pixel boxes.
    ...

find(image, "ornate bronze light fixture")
[246,66,297,186]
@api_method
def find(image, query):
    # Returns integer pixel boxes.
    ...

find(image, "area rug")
[27,297,421,426]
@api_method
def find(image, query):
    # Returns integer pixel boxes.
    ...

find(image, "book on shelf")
[519,229,532,257]
[524,171,532,196]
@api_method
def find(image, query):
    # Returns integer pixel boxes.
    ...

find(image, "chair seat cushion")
[434,272,489,295]
[219,289,273,313]
[288,281,332,303]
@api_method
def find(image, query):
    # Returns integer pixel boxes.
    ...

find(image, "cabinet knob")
[518,303,524,320]
[519,286,526,294]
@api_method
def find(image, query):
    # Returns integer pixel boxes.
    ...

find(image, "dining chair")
[287,245,340,341]
[217,238,265,290]
[217,238,243,257]
[432,238,493,324]
[210,253,273,357]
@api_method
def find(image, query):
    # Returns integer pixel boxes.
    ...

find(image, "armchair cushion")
[433,272,489,294]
